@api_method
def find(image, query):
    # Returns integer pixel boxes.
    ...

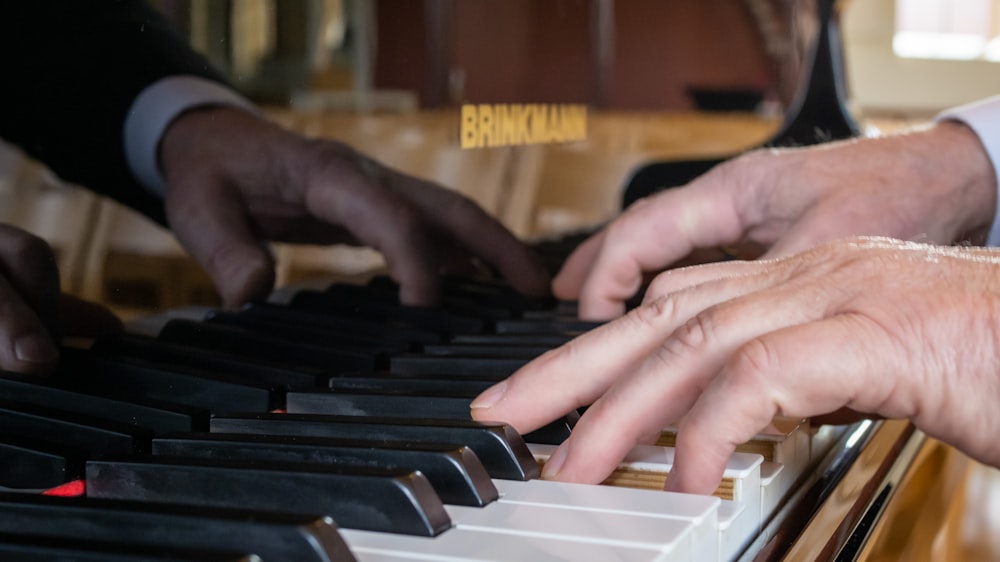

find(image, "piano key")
[369,274,557,313]
[151,432,499,507]
[327,375,495,395]
[158,318,384,372]
[0,398,150,458]
[388,354,529,376]
[289,290,485,335]
[326,282,516,322]
[492,479,720,558]
[53,351,278,414]
[93,334,334,389]
[238,302,442,346]
[0,532,258,561]
[0,434,86,489]
[529,442,763,562]
[444,502,697,557]
[286,389,475,418]
[210,413,540,480]
[86,456,451,536]
[421,343,549,358]
[204,309,410,355]
[493,318,603,335]
[284,389,575,445]
[0,493,353,562]
[341,527,671,562]
[0,371,204,434]
[449,333,574,346]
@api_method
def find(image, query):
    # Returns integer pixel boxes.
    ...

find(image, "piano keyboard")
[0,272,859,561]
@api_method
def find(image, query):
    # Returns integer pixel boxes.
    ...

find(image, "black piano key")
[0,399,149,458]
[494,318,603,335]
[328,375,495,395]
[0,434,85,489]
[450,333,574,346]
[152,432,498,507]
[0,493,353,562]
[210,413,540,480]
[92,334,334,389]
[389,354,530,376]
[289,290,485,335]
[237,302,442,346]
[326,283,515,322]
[204,310,409,355]
[86,456,451,537]
[0,372,204,434]
[422,343,549,358]
[368,274,556,312]
[53,351,278,414]
[285,390,575,445]
[0,533,256,561]
[158,318,383,372]
[286,389,474,419]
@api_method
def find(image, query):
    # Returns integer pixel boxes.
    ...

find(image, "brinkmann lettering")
[461,104,587,148]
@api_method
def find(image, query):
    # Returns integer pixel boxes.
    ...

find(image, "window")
[893,0,1000,60]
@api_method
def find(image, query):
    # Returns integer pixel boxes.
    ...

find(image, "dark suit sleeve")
[0,1,232,224]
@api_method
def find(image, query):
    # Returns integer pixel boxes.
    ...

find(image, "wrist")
[911,121,997,243]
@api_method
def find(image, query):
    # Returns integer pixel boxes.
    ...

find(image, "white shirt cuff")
[937,95,1000,246]
[123,75,255,198]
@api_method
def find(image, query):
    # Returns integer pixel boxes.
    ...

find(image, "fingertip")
[215,250,275,307]
[6,330,59,376]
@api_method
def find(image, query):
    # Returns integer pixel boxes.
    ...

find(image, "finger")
[0,274,59,375]
[393,175,551,297]
[301,160,443,305]
[576,187,744,320]
[540,272,844,486]
[167,181,275,307]
[0,224,60,337]
[472,260,805,437]
[666,314,897,495]
[471,304,678,434]
[551,230,606,300]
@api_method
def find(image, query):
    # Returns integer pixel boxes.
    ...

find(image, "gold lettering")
[497,104,516,146]
[460,103,587,148]
[461,105,479,148]
[477,104,495,147]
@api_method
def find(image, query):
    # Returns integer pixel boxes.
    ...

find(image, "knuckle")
[655,309,719,363]
[730,338,780,384]
[6,231,56,275]
[631,294,683,329]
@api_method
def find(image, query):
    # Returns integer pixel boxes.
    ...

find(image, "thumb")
[166,182,275,306]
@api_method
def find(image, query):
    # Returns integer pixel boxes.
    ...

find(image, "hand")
[555,121,997,319]
[159,107,550,307]
[471,237,1000,495]
[0,225,120,375]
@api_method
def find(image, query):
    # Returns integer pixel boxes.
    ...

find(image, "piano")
[0,1,951,559]
[0,262,927,561]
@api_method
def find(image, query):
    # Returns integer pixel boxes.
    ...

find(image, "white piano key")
[444,502,695,559]
[343,527,672,562]
[493,479,719,559]
[528,442,762,562]
[760,462,784,522]
[716,500,748,562]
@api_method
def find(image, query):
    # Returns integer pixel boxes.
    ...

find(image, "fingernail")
[14,332,59,364]
[470,381,507,410]
[541,442,569,480]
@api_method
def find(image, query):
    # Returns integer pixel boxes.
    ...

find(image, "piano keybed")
[0,272,869,561]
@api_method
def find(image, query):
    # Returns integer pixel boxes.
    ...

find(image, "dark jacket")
[0,1,229,224]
